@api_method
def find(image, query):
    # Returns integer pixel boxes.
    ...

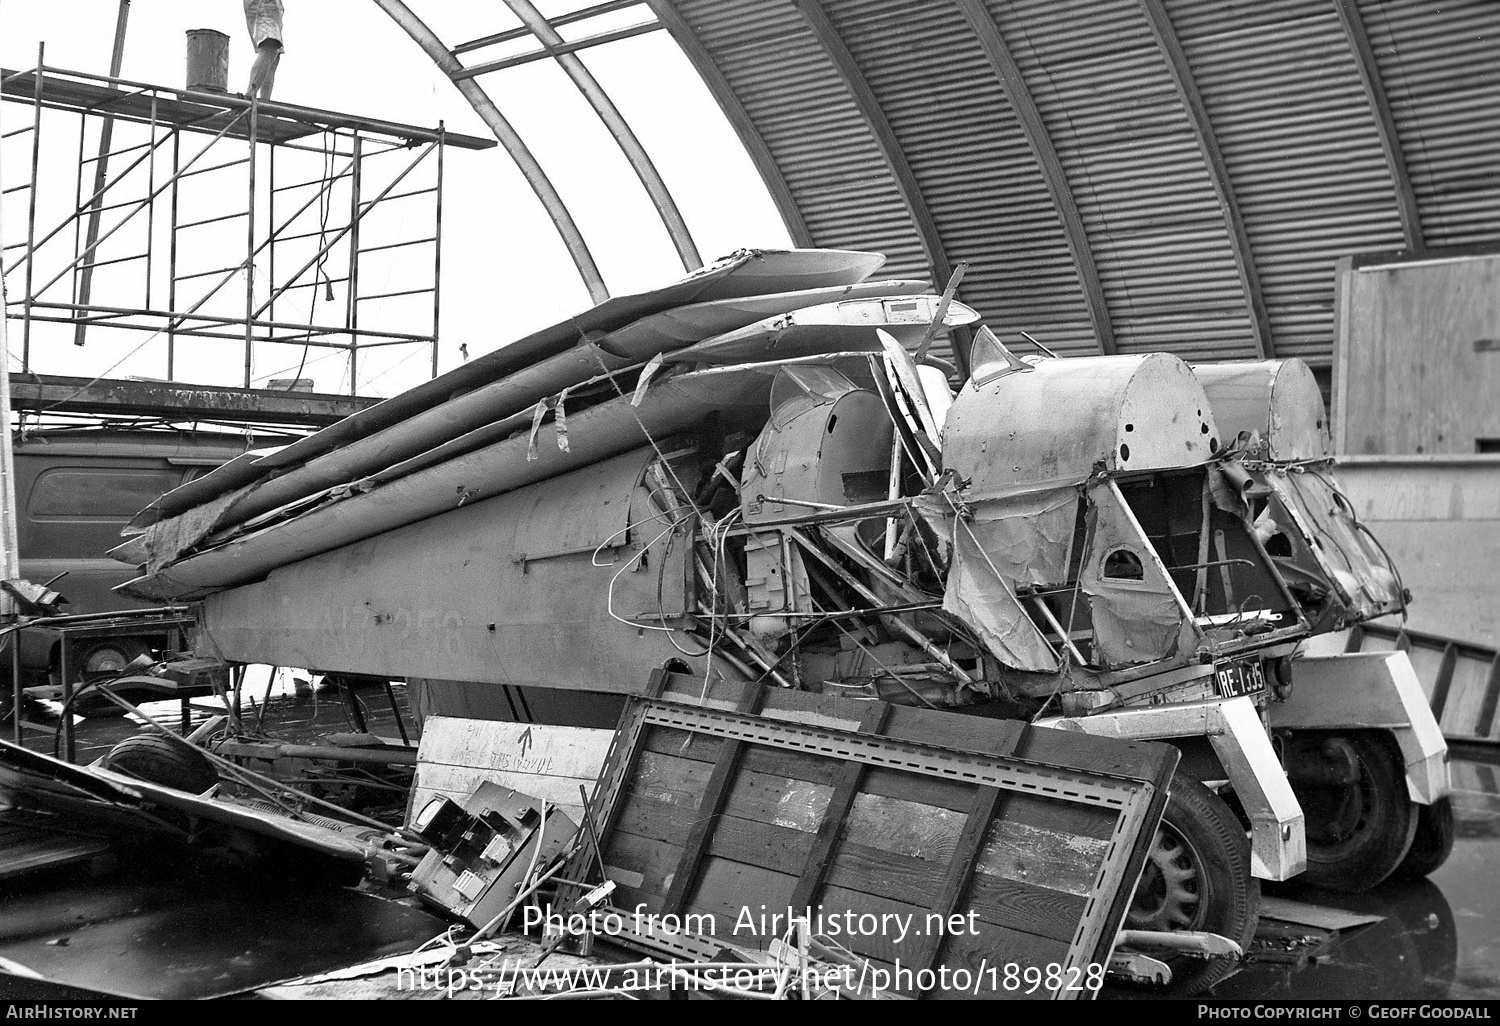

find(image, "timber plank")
[1015,725,1176,784]
[583,696,1172,999]
[843,792,966,861]
[861,766,977,812]
[624,750,713,811]
[964,874,1089,943]
[613,789,698,847]
[911,787,1000,976]
[659,684,764,914]
[933,923,1075,1000]
[705,814,817,873]
[787,702,888,911]
[996,792,1118,842]
[683,855,800,950]
[883,705,1026,757]
[825,839,946,907]
[720,768,833,833]
[816,885,932,967]
[603,829,682,898]
[639,725,726,763]
[972,820,1109,898]
[737,744,843,787]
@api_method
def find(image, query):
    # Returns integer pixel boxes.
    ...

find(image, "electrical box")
[407,782,577,928]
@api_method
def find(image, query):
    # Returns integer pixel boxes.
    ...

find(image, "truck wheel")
[1293,730,1416,891]
[1395,797,1455,880]
[1126,776,1260,995]
[102,734,219,794]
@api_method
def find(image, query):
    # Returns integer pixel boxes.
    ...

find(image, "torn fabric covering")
[1261,467,1402,620]
[110,482,258,575]
[942,513,1059,672]
[965,487,1079,586]
[1081,481,1198,668]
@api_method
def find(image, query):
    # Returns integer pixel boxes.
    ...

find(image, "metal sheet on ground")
[0,876,446,1000]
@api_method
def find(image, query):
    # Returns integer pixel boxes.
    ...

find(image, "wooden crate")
[572,674,1178,999]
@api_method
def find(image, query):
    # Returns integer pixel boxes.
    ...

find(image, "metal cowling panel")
[674,0,931,279]
[820,0,1097,356]
[983,0,1257,362]
[1358,0,1500,249]
[1171,0,1409,366]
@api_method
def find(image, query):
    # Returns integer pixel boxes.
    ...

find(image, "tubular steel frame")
[1,61,459,395]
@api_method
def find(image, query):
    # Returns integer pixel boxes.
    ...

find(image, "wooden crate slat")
[659,683,764,914]
[602,829,682,896]
[823,839,950,908]
[639,725,726,763]
[964,873,1092,943]
[576,690,1174,1000]
[720,767,835,831]
[704,814,818,872]
[973,818,1111,898]
[682,855,800,951]
[843,791,968,859]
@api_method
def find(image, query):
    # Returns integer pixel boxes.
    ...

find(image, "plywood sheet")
[408,716,613,824]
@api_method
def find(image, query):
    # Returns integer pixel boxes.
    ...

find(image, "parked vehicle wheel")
[101,734,219,794]
[1126,775,1260,995]
[1395,796,1455,880]
[1292,729,1416,892]
[65,640,155,718]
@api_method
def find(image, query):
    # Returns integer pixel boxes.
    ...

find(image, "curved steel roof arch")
[502,0,703,273]
[953,0,1117,355]
[1332,0,1424,252]
[382,0,1500,373]
[1139,0,1273,358]
[790,0,956,289]
[373,0,609,303]
[645,0,814,248]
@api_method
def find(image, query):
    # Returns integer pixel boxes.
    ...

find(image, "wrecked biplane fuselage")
[107,249,1449,990]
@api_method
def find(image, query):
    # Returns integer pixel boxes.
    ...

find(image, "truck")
[107,249,1451,992]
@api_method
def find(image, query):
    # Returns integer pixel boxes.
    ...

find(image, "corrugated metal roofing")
[657,0,1497,370]
[399,0,1500,372]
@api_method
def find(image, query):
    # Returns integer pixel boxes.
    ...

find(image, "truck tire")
[1126,775,1260,995]
[102,734,219,794]
[1395,797,1455,880]
[1294,730,1416,892]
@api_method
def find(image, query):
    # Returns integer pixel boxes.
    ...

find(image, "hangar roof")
[381,0,1500,373]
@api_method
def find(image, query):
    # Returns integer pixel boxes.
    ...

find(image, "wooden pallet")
[570,673,1178,1000]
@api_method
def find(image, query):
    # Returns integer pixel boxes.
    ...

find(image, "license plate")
[1213,659,1267,699]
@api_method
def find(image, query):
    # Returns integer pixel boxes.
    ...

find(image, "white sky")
[0,0,791,398]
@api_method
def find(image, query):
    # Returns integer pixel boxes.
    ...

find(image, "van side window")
[27,468,181,519]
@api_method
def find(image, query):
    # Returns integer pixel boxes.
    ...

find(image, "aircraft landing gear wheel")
[102,734,219,794]
[1126,775,1260,995]
[1290,729,1416,892]
[1396,796,1455,879]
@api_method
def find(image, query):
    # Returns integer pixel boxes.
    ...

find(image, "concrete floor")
[8,679,1499,1000]
[1207,757,1500,1000]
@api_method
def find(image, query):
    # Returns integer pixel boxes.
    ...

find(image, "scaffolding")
[0,54,493,406]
